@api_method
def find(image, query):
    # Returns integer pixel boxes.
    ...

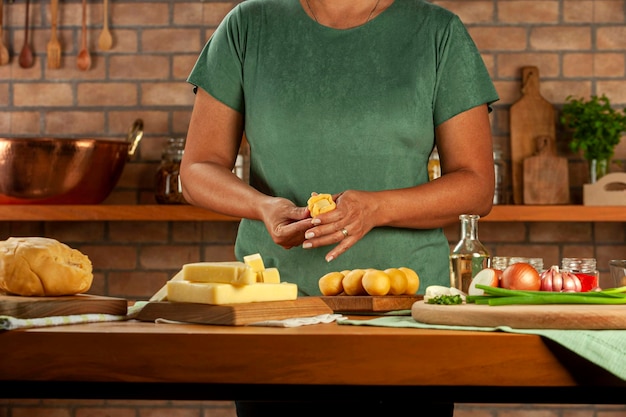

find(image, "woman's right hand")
[259,196,312,250]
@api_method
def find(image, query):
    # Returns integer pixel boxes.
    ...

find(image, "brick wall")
[1,0,626,416]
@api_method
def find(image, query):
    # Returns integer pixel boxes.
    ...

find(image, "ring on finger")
[341,228,349,238]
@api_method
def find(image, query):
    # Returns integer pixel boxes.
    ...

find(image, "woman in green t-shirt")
[182,0,498,415]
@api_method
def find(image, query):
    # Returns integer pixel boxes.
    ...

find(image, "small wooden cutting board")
[0,294,128,319]
[523,136,570,204]
[320,295,423,312]
[412,301,626,330]
[136,297,333,326]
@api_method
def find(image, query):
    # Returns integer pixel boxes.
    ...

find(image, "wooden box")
[583,173,626,206]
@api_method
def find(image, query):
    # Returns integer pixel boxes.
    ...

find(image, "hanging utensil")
[97,0,113,50]
[76,0,91,71]
[46,0,61,69]
[18,0,35,68]
[0,0,10,65]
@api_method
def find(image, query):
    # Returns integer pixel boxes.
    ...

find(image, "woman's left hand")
[302,190,376,262]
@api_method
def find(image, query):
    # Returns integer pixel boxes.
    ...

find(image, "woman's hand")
[259,197,312,250]
[302,190,377,262]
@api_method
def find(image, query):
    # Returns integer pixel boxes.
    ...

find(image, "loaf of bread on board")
[0,237,93,296]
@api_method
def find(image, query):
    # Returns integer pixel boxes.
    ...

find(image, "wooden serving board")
[0,294,128,319]
[411,301,626,330]
[320,295,423,312]
[523,136,570,204]
[136,297,333,326]
[510,66,556,205]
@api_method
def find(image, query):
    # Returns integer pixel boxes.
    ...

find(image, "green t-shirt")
[187,0,499,296]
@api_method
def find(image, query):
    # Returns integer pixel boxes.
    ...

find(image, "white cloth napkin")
[153,313,346,327]
[249,313,346,327]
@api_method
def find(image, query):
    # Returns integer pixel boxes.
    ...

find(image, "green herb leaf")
[426,294,464,305]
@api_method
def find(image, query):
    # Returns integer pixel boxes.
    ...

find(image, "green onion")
[466,284,626,306]
[486,295,626,306]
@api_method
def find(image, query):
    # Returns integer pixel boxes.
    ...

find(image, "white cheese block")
[260,267,281,284]
[167,280,298,305]
[182,261,256,285]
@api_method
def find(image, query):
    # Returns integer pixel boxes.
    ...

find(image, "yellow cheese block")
[243,253,265,273]
[166,280,298,305]
[260,267,280,284]
[182,261,256,285]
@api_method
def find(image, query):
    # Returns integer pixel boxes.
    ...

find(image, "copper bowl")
[0,120,143,204]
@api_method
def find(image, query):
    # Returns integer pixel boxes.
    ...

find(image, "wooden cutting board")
[523,136,570,204]
[0,294,128,319]
[320,295,422,312]
[136,297,333,326]
[510,66,556,205]
[411,301,626,330]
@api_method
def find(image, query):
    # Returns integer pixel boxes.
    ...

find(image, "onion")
[468,268,501,296]
[501,262,541,291]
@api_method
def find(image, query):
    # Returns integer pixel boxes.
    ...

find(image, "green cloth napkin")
[339,316,626,381]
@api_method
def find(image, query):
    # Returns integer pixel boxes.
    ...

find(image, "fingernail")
[302,242,312,249]
[305,231,314,239]
[311,218,321,225]
[326,255,334,262]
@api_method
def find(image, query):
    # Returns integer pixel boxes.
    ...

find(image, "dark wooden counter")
[1,319,625,403]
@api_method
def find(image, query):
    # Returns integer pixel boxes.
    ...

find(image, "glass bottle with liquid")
[450,214,490,293]
[155,137,187,204]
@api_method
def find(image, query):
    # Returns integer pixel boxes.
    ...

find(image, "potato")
[318,271,345,296]
[399,267,420,295]
[362,269,391,296]
[342,269,367,295]
[384,268,408,295]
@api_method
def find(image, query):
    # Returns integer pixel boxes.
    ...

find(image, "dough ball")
[0,237,93,296]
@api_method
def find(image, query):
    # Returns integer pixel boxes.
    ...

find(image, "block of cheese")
[260,267,281,284]
[243,253,265,273]
[167,280,298,305]
[182,261,256,285]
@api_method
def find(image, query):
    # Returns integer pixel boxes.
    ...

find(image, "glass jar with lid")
[155,137,187,204]
[493,143,508,205]
[561,257,599,290]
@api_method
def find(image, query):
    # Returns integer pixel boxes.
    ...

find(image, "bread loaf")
[0,237,93,296]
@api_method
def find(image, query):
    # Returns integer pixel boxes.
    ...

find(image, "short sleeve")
[432,15,499,126]
[187,7,246,113]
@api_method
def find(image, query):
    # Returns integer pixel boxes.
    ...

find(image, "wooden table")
[1,319,625,404]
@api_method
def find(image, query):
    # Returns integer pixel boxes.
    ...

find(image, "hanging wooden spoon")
[98,0,113,50]
[0,0,10,66]
[46,0,62,69]
[77,0,91,71]
[18,0,35,68]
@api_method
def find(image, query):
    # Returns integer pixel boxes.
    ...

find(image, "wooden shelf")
[0,205,238,221]
[483,205,626,222]
[0,205,623,222]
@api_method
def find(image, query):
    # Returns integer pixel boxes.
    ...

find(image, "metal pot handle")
[126,119,144,157]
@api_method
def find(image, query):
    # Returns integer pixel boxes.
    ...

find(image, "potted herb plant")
[560,94,626,183]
